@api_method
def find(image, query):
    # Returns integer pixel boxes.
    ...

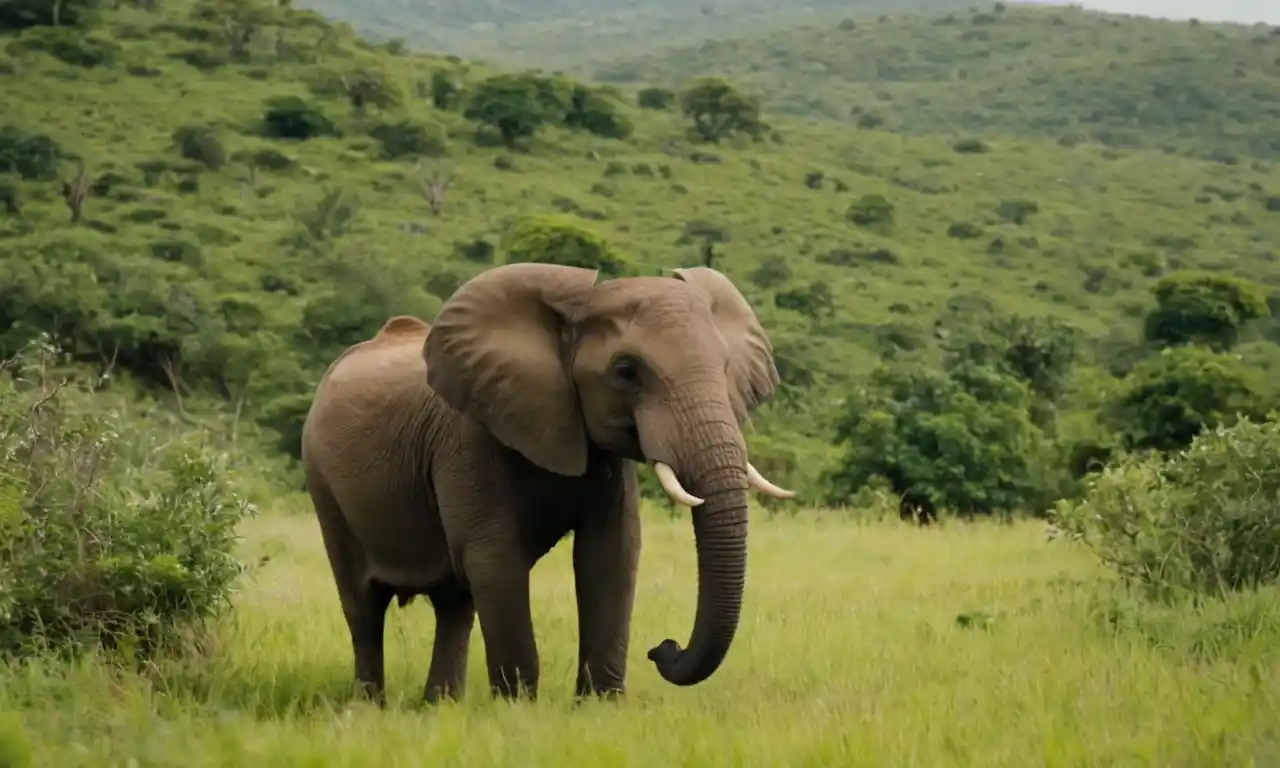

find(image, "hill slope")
[2,0,1279,492]
[291,0,977,70]
[592,4,1280,160]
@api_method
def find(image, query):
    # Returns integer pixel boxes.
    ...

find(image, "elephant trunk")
[646,404,750,687]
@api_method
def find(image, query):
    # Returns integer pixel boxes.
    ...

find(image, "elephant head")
[424,262,793,687]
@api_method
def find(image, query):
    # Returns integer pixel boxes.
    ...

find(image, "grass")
[3,502,1277,765]
[294,0,975,70]
[592,4,1280,160]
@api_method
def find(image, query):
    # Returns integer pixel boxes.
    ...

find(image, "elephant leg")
[467,550,540,699]
[572,471,641,698]
[311,484,395,704]
[422,580,476,704]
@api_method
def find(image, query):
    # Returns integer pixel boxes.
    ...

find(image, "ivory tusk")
[653,461,704,507]
[747,462,796,499]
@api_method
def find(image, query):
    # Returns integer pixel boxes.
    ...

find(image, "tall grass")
[2,506,1276,766]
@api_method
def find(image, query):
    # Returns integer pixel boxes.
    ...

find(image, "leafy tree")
[1143,271,1270,351]
[502,214,632,276]
[311,65,403,114]
[823,362,1044,517]
[637,86,674,110]
[428,69,463,110]
[463,73,546,147]
[943,314,1082,404]
[0,124,61,180]
[565,85,633,140]
[1,0,100,29]
[678,77,762,143]
[190,0,281,59]
[1104,345,1269,453]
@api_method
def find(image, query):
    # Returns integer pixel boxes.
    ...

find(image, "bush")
[0,124,62,180]
[566,86,633,140]
[261,96,338,140]
[0,338,257,660]
[1053,417,1280,601]
[846,194,895,229]
[368,118,447,159]
[502,214,632,276]
[172,124,226,169]
[10,27,119,68]
[637,87,674,110]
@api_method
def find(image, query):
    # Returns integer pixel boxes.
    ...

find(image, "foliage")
[502,214,632,276]
[291,0,976,69]
[463,73,551,147]
[0,338,257,660]
[1053,417,1280,601]
[1,0,1278,511]
[824,361,1045,517]
[595,4,1280,160]
[1143,271,1271,351]
[1104,345,1270,453]
[679,78,764,143]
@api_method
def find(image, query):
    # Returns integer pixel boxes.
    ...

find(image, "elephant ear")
[425,263,598,477]
[672,267,780,420]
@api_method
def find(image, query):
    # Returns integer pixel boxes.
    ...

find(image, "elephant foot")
[574,687,626,704]
[356,680,387,709]
[422,682,465,706]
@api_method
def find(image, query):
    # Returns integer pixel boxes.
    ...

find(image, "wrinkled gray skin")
[300,263,794,704]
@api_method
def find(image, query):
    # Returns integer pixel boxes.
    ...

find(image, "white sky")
[1072,0,1279,24]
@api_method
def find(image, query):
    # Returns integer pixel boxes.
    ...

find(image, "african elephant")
[300,262,795,705]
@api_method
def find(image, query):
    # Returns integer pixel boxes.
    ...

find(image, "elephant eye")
[611,356,642,386]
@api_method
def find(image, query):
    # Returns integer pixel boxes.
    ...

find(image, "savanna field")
[5,501,1278,767]
[3,0,1280,764]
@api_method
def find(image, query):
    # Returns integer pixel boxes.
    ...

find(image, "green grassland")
[592,4,1280,161]
[3,1,1280,764]
[3,0,1280,490]
[291,0,976,71]
[3,506,1277,766]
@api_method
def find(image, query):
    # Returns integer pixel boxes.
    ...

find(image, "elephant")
[300,262,796,705]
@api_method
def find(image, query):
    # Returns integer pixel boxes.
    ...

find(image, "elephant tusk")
[747,462,796,500]
[653,461,704,507]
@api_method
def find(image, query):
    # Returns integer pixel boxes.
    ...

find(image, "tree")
[191,0,281,60]
[501,214,632,277]
[1105,345,1269,454]
[1143,271,1270,351]
[943,314,1082,403]
[463,74,546,148]
[565,85,633,140]
[678,78,762,143]
[823,363,1045,518]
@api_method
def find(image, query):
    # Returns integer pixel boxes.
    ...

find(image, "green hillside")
[291,0,976,70]
[3,0,1280,499]
[593,4,1280,161]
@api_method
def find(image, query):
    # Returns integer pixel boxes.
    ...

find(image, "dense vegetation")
[594,4,1280,161]
[3,0,1280,512]
[2,0,1278,761]
[290,0,977,70]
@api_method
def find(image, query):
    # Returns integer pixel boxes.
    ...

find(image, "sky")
[1066,0,1279,24]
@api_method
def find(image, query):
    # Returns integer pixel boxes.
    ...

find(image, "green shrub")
[10,27,119,68]
[502,214,632,276]
[261,96,337,140]
[368,118,447,159]
[0,124,62,180]
[0,338,257,660]
[172,123,226,169]
[636,87,674,110]
[846,194,895,229]
[1053,417,1280,601]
